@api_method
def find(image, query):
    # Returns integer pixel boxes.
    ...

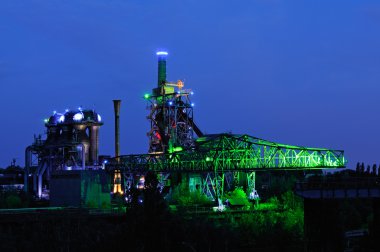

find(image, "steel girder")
[107,133,346,172]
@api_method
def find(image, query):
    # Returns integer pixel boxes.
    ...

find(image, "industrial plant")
[24,108,109,206]
[23,51,346,207]
[4,51,380,252]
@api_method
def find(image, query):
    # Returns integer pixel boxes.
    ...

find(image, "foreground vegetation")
[0,172,305,251]
[0,170,376,251]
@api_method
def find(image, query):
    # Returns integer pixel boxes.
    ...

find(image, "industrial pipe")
[113,100,121,161]
[24,146,32,192]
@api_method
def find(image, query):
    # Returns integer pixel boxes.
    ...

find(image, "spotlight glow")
[59,115,65,123]
[156,51,168,56]
[97,114,102,122]
[73,113,84,121]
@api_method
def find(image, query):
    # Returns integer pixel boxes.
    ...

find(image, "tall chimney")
[113,100,121,160]
[156,51,168,87]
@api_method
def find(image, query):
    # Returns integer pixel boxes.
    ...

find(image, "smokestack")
[156,51,168,87]
[113,100,121,160]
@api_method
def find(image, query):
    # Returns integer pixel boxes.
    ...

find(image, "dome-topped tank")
[45,109,102,125]
[82,109,102,123]
[62,110,79,124]
[43,107,103,165]
[55,109,102,124]
[46,112,65,126]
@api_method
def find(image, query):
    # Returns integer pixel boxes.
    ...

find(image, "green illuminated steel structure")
[107,51,346,200]
[109,133,345,198]
[111,133,345,172]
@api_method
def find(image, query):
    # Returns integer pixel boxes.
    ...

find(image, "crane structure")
[112,134,345,172]
[107,51,346,200]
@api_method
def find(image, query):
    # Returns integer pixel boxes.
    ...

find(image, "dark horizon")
[1,0,379,168]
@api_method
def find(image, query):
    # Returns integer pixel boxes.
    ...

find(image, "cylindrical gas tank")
[73,124,90,163]
[89,126,99,165]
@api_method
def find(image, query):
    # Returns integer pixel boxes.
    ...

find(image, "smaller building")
[50,170,110,208]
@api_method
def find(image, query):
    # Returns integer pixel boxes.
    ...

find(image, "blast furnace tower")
[145,51,203,154]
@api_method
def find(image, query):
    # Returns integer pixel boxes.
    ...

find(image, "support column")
[123,172,134,191]
[202,173,214,199]
[215,172,224,200]
[247,172,255,191]
[24,146,32,192]
[247,171,259,200]
[37,162,48,198]
[38,174,42,198]
[157,172,170,192]
[224,172,234,191]
[202,172,224,200]
[233,172,239,186]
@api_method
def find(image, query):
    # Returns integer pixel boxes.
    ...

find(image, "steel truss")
[108,133,345,200]
[119,172,171,194]
[108,133,346,173]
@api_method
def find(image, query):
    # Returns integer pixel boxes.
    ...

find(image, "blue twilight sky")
[0,0,379,168]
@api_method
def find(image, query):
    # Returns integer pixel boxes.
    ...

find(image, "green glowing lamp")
[144,93,150,99]
[168,146,183,153]
[173,146,183,152]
